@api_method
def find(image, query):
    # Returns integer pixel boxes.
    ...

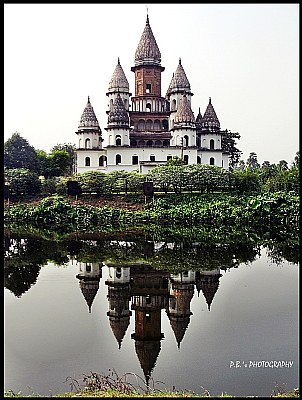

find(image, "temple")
[75,14,230,174]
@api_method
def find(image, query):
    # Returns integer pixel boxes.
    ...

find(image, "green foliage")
[165,155,186,166]
[4,132,40,172]
[147,164,232,193]
[5,168,41,197]
[264,167,299,193]
[221,129,242,168]
[231,167,261,193]
[51,143,76,175]
[42,149,71,178]
[40,177,58,196]
[76,170,107,194]
[246,152,261,169]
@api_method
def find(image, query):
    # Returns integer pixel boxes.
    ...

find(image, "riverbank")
[4,388,300,398]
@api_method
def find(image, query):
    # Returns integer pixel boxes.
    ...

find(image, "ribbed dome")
[108,93,129,125]
[78,97,100,129]
[195,107,203,128]
[135,15,161,66]
[109,317,130,350]
[174,94,195,125]
[201,98,220,131]
[166,73,175,97]
[167,59,191,94]
[108,58,129,92]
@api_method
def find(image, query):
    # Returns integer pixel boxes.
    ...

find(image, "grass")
[4,370,299,398]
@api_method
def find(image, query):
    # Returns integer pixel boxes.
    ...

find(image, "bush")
[5,168,41,197]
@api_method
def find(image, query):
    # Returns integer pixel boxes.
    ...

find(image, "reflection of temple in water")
[167,271,195,348]
[129,264,169,386]
[76,262,102,313]
[105,263,132,349]
[195,269,222,311]
[76,261,222,385]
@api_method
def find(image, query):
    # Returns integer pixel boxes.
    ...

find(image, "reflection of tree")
[265,242,299,265]
[4,224,299,299]
[4,262,41,297]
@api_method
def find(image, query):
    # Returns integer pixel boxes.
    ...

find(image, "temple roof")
[109,317,131,350]
[174,94,195,125]
[195,107,203,127]
[108,93,129,125]
[108,58,129,93]
[169,316,191,349]
[167,59,191,94]
[134,15,161,66]
[201,97,220,131]
[79,280,100,313]
[78,96,100,130]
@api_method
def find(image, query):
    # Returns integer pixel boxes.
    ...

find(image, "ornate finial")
[209,97,211,104]
[88,96,90,103]
[179,57,181,65]
[146,5,149,23]
[117,57,120,64]
[199,107,201,113]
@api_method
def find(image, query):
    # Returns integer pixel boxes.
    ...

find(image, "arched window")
[146,119,152,130]
[99,156,107,166]
[163,140,169,147]
[210,139,215,150]
[85,157,90,166]
[130,139,137,147]
[132,155,138,165]
[184,135,189,147]
[150,155,155,162]
[147,140,153,147]
[197,156,201,164]
[172,99,176,111]
[154,120,161,130]
[116,154,121,165]
[110,99,114,110]
[116,135,121,146]
[184,155,189,164]
[85,138,91,149]
[146,103,151,112]
[155,140,161,146]
[210,157,215,165]
[162,119,169,130]
[138,140,145,146]
[138,119,145,131]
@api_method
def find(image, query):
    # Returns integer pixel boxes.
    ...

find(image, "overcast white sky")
[4,3,299,165]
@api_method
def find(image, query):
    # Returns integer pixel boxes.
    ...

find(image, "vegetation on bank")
[4,191,299,234]
[4,368,299,398]
[4,389,300,397]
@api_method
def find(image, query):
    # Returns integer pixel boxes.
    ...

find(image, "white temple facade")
[75,15,230,174]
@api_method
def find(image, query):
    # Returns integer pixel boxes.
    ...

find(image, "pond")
[4,233,299,397]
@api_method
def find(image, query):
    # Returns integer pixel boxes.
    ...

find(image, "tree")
[36,149,48,176]
[292,151,300,168]
[43,149,71,178]
[5,168,41,197]
[51,143,76,175]
[4,132,40,172]
[246,152,260,169]
[277,160,288,170]
[221,129,242,169]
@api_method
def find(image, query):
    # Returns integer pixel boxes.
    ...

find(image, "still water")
[4,237,299,397]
